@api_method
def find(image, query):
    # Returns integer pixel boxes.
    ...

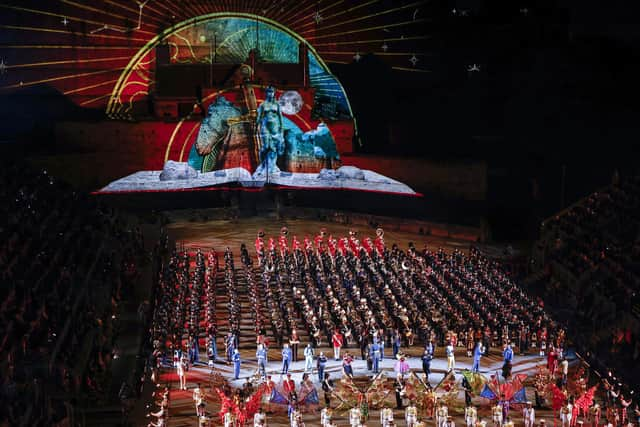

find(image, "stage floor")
[134,218,571,427]
[149,347,574,427]
[164,216,475,256]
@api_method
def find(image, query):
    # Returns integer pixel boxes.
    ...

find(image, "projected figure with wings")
[254,86,285,176]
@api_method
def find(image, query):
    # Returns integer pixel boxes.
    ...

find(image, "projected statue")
[254,86,285,176]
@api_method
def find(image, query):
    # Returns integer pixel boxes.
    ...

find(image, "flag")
[512,387,527,403]
[461,369,488,395]
[269,388,290,405]
[480,384,497,400]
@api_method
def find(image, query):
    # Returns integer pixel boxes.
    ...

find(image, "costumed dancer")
[395,355,410,378]
[358,393,369,422]
[343,353,354,378]
[621,395,632,425]
[290,406,303,427]
[322,373,334,406]
[423,386,437,419]
[284,373,296,401]
[263,376,275,413]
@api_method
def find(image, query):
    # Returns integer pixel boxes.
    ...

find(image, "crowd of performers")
[145,227,639,426]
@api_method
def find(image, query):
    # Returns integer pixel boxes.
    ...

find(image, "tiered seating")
[0,163,141,426]
[533,175,640,387]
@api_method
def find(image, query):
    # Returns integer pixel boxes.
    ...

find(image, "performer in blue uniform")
[256,344,267,379]
[317,352,328,382]
[503,344,514,364]
[371,342,381,374]
[422,348,433,378]
[226,333,236,362]
[472,341,484,373]
[282,343,292,374]
[233,349,241,379]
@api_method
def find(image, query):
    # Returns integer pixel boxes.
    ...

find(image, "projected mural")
[188,86,341,177]
[107,15,353,121]
[96,14,416,195]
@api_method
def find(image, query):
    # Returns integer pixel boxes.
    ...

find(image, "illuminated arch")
[107,12,354,119]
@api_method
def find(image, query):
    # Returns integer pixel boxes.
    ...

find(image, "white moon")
[278,90,304,115]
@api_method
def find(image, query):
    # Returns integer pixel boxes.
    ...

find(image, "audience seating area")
[530,175,640,389]
[0,162,142,426]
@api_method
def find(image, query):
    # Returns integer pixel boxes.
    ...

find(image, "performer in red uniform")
[283,373,296,401]
[332,330,344,361]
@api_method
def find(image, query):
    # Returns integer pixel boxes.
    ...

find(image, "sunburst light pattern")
[0,0,429,111]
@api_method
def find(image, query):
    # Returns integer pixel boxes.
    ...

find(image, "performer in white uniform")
[349,407,361,427]
[492,403,503,427]
[320,406,333,427]
[561,402,573,427]
[406,402,418,427]
[224,411,235,427]
[437,402,449,427]
[254,407,267,426]
[380,407,394,426]
[465,406,478,427]
[523,402,535,427]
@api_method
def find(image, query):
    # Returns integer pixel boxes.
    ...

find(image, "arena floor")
[151,348,571,427]
[137,217,579,427]
[164,216,475,255]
